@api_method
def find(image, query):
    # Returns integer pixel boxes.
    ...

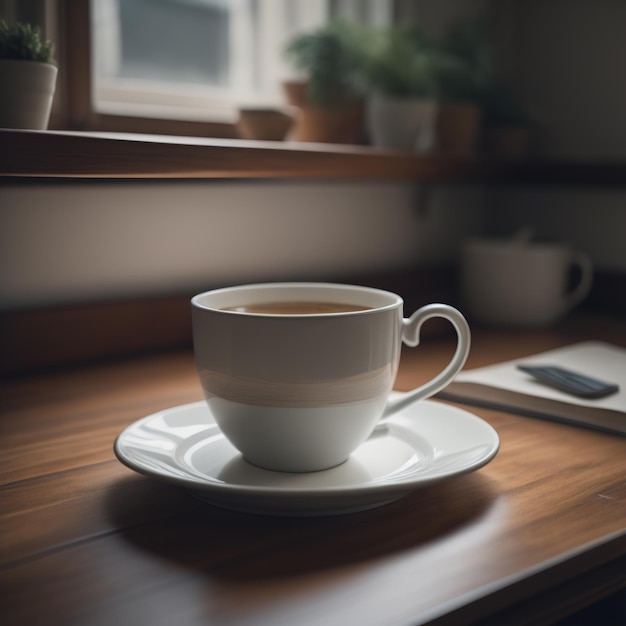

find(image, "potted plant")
[0,20,57,130]
[431,18,494,155]
[482,83,532,159]
[283,21,367,144]
[362,25,438,151]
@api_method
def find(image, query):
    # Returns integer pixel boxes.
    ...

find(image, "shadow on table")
[105,470,498,581]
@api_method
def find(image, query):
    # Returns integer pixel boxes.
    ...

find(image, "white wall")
[0,181,486,310]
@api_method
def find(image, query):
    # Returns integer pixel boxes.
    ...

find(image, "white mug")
[192,283,470,472]
[461,238,593,328]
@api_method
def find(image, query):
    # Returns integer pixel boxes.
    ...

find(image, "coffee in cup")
[192,283,470,472]
[220,301,371,315]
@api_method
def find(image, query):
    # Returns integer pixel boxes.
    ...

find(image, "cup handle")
[563,251,593,313]
[382,304,471,419]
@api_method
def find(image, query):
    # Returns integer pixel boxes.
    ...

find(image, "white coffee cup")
[192,283,470,472]
[461,238,593,328]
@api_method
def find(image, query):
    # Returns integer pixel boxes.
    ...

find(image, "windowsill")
[2,128,626,185]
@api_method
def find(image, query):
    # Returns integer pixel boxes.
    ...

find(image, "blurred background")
[1,0,625,318]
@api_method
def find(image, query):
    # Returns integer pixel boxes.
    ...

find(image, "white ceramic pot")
[367,95,437,152]
[0,59,57,129]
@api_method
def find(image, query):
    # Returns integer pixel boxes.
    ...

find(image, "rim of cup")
[191,282,403,317]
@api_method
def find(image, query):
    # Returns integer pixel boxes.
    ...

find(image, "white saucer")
[114,395,499,516]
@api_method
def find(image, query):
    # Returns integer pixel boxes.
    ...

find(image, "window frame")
[56,0,238,138]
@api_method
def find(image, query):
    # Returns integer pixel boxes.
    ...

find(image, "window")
[89,0,391,126]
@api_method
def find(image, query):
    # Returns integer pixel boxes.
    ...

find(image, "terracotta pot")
[435,102,481,155]
[236,108,293,141]
[0,59,57,129]
[288,105,365,144]
[282,81,310,108]
[484,125,531,159]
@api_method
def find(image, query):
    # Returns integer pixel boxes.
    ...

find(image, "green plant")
[0,20,53,62]
[432,17,494,103]
[362,25,437,98]
[284,21,366,108]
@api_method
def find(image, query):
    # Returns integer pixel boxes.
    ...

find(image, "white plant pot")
[0,59,57,130]
[367,96,437,152]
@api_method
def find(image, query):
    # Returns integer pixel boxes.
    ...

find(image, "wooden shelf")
[1,128,626,186]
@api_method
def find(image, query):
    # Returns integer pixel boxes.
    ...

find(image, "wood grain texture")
[3,129,626,184]
[1,321,626,626]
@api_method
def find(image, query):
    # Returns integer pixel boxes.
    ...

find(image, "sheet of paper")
[455,341,626,412]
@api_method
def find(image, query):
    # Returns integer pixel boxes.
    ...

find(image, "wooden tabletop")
[2,316,626,626]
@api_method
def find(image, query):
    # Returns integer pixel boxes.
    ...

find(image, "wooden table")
[2,316,626,626]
